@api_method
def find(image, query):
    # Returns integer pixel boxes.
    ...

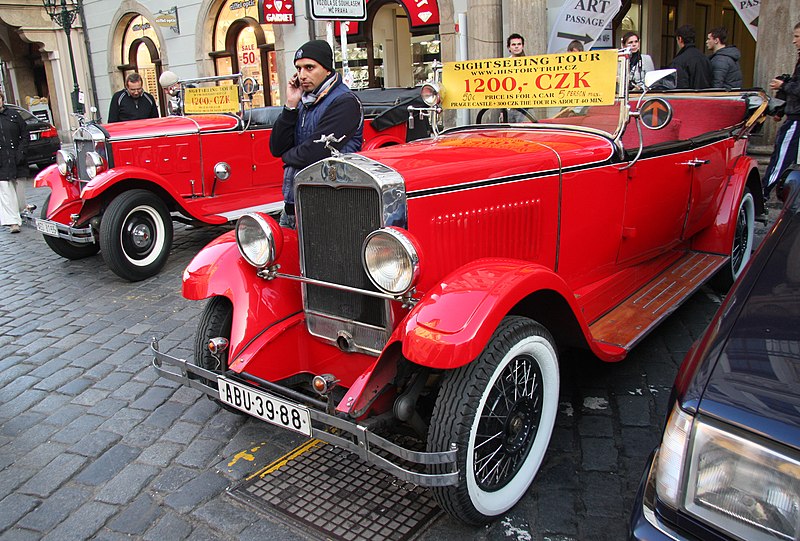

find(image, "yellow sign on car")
[442,49,618,109]
[183,85,240,114]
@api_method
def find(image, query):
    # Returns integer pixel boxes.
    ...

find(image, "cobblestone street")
[0,177,777,541]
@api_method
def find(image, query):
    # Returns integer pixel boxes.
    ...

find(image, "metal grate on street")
[228,439,442,541]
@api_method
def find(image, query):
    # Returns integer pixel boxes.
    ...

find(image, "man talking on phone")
[269,39,363,228]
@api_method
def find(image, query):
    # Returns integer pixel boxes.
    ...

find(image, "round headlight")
[236,213,283,268]
[420,83,441,106]
[85,152,105,179]
[362,228,420,295]
[56,150,75,176]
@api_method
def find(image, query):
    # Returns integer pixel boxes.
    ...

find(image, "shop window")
[335,1,440,90]
[211,0,278,107]
[660,1,678,68]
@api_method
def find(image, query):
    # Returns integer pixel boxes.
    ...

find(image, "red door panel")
[617,151,693,264]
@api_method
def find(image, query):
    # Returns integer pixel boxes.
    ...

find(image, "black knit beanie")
[294,40,334,72]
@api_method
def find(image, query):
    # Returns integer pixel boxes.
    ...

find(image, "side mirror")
[643,69,677,91]
[242,77,260,98]
[637,98,673,130]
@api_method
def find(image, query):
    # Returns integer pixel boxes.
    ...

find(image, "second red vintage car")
[153,52,769,525]
[23,77,428,281]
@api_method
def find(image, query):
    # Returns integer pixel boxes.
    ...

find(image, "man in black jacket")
[108,73,159,123]
[706,27,743,89]
[670,25,712,90]
[763,22,800,199]
[269,40,363,228]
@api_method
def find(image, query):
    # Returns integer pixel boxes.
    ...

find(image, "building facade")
[1,0,797,143]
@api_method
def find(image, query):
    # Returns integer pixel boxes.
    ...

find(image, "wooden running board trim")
[589,252,727,351]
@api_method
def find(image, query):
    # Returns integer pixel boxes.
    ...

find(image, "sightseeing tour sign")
[183,85,240,114]
[441,50,618,110]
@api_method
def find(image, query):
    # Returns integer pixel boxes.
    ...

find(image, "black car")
[630,164,800,541]
[9,105,60,169]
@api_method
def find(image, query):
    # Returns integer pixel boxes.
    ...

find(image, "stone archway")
[107,2,169,93]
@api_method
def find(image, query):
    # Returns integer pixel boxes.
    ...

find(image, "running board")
[589,252,727,351]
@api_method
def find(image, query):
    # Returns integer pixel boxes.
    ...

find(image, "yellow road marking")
[228,444,264,467]
[246,438,324,481]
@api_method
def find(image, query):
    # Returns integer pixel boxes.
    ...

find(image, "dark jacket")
[670,44,712,90]
[0,105,30,180]
[778,58,800,120]
[270,73,363,207]
[709,46,743,89]
[107,89,159,123]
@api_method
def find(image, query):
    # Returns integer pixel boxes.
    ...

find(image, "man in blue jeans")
[269,40,363,228]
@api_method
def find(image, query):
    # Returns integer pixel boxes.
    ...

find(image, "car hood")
[102,115,240,140]
[699,210,800,452]
[359,127,616,193]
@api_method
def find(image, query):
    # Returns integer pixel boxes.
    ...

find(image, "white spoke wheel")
[712,188,754,291]
[427,316,559,525]
[100,190,173,281]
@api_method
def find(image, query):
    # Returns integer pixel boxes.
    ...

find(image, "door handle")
[679,159,710,167]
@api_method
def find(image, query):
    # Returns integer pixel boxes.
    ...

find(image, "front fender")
[81,165,179,201]
[33,164,84,222]
[182,229,302,359]
[362,129,407,150]
[394,258,586,370]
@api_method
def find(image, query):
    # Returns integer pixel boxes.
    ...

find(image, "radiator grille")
[298,185,385,327]
[75,139,96,181]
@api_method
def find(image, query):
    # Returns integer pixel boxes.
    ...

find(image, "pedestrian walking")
[763,22,800,199]
[0,90,29,234]
[705,27,743,89]
[108,72,159,123]
[622,31,655,90]
[670,25,712,90]
[269,40,363,229]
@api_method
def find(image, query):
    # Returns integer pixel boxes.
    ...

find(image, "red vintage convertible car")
[22,76,427,281]
[152,51,768,524]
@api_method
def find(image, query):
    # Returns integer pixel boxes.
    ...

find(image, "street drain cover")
[228,439,443,541]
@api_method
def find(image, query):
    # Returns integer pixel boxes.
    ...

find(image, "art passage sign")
[547,0,622,53]
[183,85,240,114]
[441,50,618,110]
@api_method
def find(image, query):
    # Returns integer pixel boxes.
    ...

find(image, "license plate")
[218,376,312,436]
[30,133,39,141]
[35,219,59,237]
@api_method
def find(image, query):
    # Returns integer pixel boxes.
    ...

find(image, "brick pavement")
[0,177,777,541]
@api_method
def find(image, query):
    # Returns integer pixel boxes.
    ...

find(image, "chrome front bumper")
[20,208,96,244]
[150,338,459,487]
